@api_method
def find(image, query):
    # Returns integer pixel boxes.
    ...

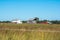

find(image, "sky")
[0,0,60,21]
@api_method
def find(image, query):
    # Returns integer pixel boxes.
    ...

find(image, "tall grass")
[0,30,60,40]
[0,23,60,40]
[0,23,60,30]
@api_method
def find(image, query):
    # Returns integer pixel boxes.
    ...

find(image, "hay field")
[0,23,60,40]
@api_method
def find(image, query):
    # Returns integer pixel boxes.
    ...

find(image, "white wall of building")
[12,20,22,24]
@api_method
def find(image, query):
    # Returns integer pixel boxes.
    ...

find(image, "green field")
[0,23,60,40]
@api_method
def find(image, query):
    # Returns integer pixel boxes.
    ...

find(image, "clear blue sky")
[0,0,60,21]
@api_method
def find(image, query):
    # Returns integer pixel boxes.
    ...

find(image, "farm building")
[27,18,37,24]
[11,19,22,24]
[40,21,52,24]
[27,20,36,24]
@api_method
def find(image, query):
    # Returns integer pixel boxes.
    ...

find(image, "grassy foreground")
[0,23,60,40]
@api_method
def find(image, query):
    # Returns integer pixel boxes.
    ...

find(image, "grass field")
[0,23,60,40]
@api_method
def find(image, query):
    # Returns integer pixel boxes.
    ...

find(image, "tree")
[22,21,27,23]
[50,20,60,24]
[0,21,11,23]
[43,20,48,22]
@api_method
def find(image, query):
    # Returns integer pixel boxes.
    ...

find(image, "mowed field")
[0,23,60,40]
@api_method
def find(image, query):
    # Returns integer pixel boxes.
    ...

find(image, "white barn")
[27,18,36,24]
[11,19,22,24]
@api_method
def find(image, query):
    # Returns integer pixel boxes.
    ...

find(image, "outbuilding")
[27,18,36,24]
[11,19,22,24]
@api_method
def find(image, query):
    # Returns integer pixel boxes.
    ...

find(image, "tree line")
[0,20,60,24]
[0,17,60,24]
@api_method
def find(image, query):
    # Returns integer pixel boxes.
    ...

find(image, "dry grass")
[0,23,60,40]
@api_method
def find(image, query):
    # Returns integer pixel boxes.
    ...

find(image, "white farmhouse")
[11,19,22,24]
